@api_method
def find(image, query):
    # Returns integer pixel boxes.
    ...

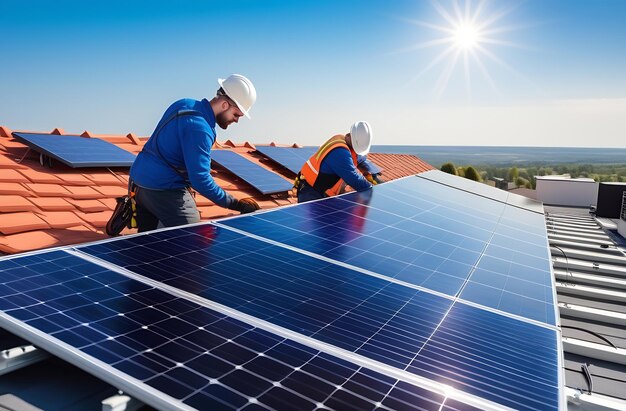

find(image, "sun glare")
[454,23,480,50]
[401,0,522,100]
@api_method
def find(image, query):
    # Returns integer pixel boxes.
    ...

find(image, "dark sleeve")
[324,148,372,192]
[179,119,235,208]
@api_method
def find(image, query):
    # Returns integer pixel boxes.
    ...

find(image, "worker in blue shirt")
[130,74,260,232]
[296,121,375,203]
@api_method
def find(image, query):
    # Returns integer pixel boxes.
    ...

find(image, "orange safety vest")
[300,135,359,197]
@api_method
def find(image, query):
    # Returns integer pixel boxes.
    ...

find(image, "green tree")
[464,166,481,182]
[515,176,527,188]
[456,167,465,177]
[440,162,458,175]
[508,167,519,182]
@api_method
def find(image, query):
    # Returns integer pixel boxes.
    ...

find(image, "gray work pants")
[135,185,200,232]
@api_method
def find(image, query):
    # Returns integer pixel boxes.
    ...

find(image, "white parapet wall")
[535,175,599,207]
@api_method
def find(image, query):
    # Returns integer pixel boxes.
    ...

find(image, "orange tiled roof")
[0,125,433,255]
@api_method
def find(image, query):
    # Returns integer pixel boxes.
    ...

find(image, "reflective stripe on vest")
[300,135,358,195]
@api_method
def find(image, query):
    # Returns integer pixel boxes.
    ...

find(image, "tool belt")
[292,173,310,196]
[105,182,138,236]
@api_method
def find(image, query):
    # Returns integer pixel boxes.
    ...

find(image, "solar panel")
[210,150,293,195]
[220,176,556,325]
[418,169,544,213]
[254,146,317,174]
[80,223,560,410]
[1,250,495,411]
[12,132,136,168]
[0,174,562,410]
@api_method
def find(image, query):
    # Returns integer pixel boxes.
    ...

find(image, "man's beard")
[216,112,230,130]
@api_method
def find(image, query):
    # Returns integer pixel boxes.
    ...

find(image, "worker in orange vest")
[295,121,375,203]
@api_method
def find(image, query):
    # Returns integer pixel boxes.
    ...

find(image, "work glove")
[365,174,378,185]
[230,197,261,214]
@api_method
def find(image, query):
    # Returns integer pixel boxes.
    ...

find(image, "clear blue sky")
[1,0,625,147]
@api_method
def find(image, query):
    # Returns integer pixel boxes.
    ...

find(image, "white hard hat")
[217,74,256,118]
[349,121,373,155]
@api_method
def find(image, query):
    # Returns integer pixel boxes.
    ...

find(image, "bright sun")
[401,0,521,99]
[454,23,480,50]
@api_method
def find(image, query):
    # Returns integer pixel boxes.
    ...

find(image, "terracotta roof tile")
[194,194,214,207]
[0,212,50,235]
[27,197,74,211]
[35,211,86,229]
[116,143,143,154]
[74,210,112,228]
[0,153,28,169]
[0,182,32,196]
[49,226,105,245]
[0,138,29,149]
[65,199,110,212]
[0,231,59,254]
[92,185,126,198]
[64,185,102,199]
[54,173,94,186]
[0,195,38,212]
[0,169,30,183]
[25,183,70,197]
[16,168,62,184]
[98,198,117,210]
[0,126,12,137]
[83,172,128,187]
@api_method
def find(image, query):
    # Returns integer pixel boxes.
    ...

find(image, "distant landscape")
[371,145,626,167]
[371,145,626,186]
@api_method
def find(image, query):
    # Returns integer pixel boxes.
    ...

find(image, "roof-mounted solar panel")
[0,173,562,411]
[418,169,544,213]
[0,249,497,411]
[12,132,136,168]
[210,150,293,195]
[254,146,317,174]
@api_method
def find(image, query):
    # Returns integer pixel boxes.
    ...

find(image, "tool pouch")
[105,184,138,236]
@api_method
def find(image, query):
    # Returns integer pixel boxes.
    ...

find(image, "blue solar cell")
[254,146,317,174]
[220,176,557,324]
[418,169,510,202]
[221,177,504,296]
[12,132,136,168]
[78,221,559,410]
[412,301,559,411]
[418,169,544,213]
[210,149,293,194]
[80,226,453,362]
[0,250,462,411]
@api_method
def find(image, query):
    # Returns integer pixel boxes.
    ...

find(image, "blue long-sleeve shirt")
[319,147,372,192]
[130,98,233,208]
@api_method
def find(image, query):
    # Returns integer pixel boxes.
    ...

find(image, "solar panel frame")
[210,149,293,195]
[254,146,318,174]
[78,222,561,410]
[0,250,485,411]
[418,169,544,213]
[0,173,564,411]
[12,132,136,168]
[218,177,557,324]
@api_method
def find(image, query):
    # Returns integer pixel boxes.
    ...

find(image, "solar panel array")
[254,146,318,174]
[0,173,562,410]
[210,150,294,195]
[12,132,137,168]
